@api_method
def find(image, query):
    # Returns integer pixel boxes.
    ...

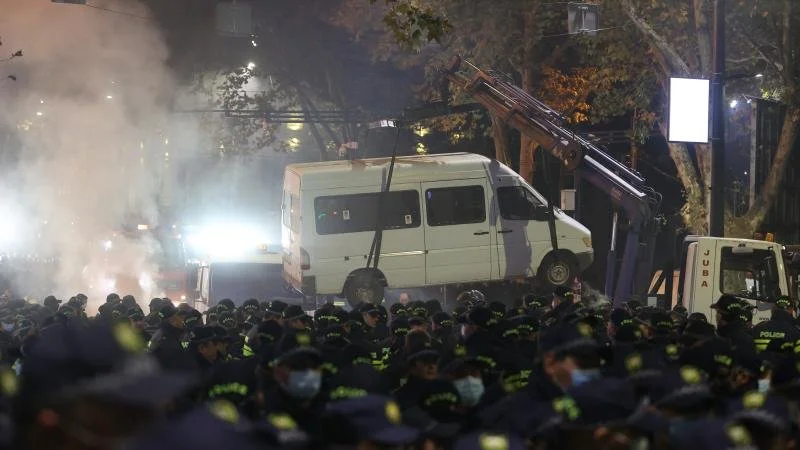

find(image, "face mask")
[283,370,322,400]
[1,323,13,332]
[453,376,485,407]
[758,378,771,393]
[570,368,600,387]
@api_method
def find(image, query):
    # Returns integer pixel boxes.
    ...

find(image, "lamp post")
[709,0,726,237]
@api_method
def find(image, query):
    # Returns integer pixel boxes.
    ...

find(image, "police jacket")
[752,309,800,353]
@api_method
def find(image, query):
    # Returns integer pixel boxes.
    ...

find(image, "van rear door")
[422,179,492,284]
[282,170,303,292]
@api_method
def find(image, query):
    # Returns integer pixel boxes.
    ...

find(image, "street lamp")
[246,62,256,71]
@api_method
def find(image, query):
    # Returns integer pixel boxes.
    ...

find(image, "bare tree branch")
[619,0,692,76]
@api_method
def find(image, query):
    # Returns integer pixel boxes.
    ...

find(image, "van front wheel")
[345,271,386,308]
[537,253,577,289]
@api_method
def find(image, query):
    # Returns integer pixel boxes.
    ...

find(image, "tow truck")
[444,58,790,322]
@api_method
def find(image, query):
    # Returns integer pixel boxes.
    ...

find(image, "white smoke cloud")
[0,0,183,311]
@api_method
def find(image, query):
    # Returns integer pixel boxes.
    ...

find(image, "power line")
[84,3,153,22]
[542,24,628,38]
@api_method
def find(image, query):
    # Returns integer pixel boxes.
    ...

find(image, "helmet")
[456,290,486,308]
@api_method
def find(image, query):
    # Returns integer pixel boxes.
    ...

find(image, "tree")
[616,0,799,237]
[352,0,798,238]
[337,0,592,183]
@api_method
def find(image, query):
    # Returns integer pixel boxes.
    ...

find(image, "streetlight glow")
[729,100,738,109]
[247,62,256,70]
[35,111,43,117]
[755,73,763,78]
[251,40,258,47]
[106,95,113,100]
[286,123,304,131]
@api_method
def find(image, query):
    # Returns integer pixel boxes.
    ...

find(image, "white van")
[281,153,594,305]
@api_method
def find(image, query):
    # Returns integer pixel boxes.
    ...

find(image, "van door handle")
[497,229,513,234]
[473,231,489,235]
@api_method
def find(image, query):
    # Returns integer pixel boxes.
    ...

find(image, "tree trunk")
[732,106,800,236]
[490,113,511,166]
[658,120,707,233]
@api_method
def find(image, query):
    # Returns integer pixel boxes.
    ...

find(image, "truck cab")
[678,237,788,324]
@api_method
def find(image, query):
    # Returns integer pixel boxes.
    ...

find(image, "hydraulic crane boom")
[445,57,662,304]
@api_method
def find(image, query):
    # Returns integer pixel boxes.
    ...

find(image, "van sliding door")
[423,179,492,284]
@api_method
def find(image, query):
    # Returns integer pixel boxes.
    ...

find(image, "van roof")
[286,152,497,189]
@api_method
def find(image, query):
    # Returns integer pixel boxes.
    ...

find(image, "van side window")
[426,186,485,226]
[497,186,543,220]
[314,190,421,235]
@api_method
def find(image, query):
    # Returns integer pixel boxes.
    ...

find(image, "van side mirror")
[532,205,551,221]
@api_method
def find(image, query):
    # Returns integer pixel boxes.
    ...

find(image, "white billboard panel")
[668,77,710,143]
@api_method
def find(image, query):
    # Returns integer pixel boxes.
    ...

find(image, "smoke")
[0,0,181,311]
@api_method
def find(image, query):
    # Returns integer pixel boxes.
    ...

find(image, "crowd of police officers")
[1,286,800,450]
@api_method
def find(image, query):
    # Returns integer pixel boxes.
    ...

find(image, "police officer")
[12,321,195,450]
[752,296,800,355]
[260,330,326,440]
[711,294,754,352]
[149,303,194,371]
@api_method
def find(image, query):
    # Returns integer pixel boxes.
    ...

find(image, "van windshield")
[210,262,299,305]
[719,247,781,302]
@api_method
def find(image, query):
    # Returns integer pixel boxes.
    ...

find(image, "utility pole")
[709,0,726,237]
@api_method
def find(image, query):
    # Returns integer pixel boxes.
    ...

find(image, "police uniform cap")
[359,303,380,316]
[522,293,548,309]
[552,378,667,432]
[274,331,321,367]
[509,315,539,336]
[218,312,237,329]
[538,322,598,356]
[425,299,443,315]
[552,286,572,299]
[190,326,220,345]
[428,311,451,329]
[216,299,235,311]
[463,307,494,329]
[282,305,307,321]
[43,296,61,307]
[669,418,756,450]
[680,337,734,377]
[121,295,137,307]
[269,300,288,313]
[125,404,267,450]
[775,296,795,310]
[711,294,743,317]
[389,303,406,316]
[15,322,195,416]
[390,317,410,337]
[406,339,439,363]
[648,365,713,411]
[452,431,527,450]
[325,395,418,445]
[727,391,791,433]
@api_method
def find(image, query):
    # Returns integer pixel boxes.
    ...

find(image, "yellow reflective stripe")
[242,344,254,358]
[208,382,248,398]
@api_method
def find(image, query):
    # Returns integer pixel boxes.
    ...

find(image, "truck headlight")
[582,237,592,248]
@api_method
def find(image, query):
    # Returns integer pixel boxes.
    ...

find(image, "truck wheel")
[345,271,385,308]
[537,253,577,289]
